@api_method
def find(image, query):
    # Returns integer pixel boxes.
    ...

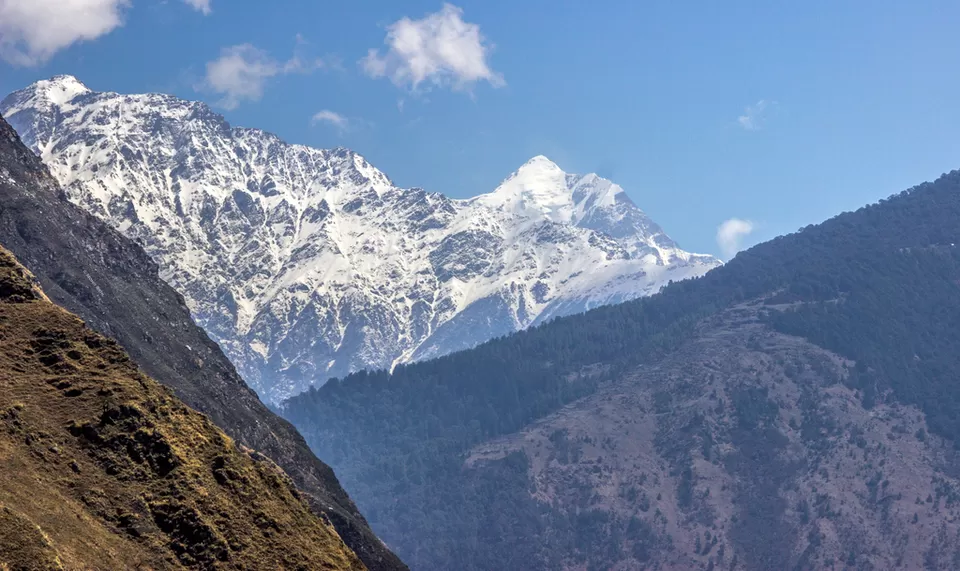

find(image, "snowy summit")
[1,76,720,403]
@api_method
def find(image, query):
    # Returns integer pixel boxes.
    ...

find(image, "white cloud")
[737,99,774,131]
[183,0,211,15]
[0,0,129,66]
[202,45,279,109]
[311,110,348,132]
[201,43,324,109]
[362,3,504,92]
[717,218,755,259]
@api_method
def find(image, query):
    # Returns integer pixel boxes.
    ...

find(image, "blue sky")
[2,0,960,258]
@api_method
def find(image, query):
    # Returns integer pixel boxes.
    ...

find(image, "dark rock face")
[0,114,407,571]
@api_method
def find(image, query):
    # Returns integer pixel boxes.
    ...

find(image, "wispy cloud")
[201,45,280,109]
[199,41,325,109]
[716,218,755,259]
[0,0,129,66]
[183,0,212,15]
[361,3,504,92]
[311,109,349,132]
[737,99,775,131]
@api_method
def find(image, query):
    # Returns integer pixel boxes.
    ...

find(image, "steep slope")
[0,76,718,403]
[285,169,960,569]
[466,302,960,570]
[0,245,364,570]
[0,114,406,571]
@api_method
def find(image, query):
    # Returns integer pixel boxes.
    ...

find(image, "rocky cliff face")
[0,113,406,571]
[1,75,719,403]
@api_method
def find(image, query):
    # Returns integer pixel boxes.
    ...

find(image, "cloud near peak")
[311,110,349,131]
[200,42,325,110]
[362,3,504,92]
[0,0,129,66]
[716,218,755,259]
[0,0,215,66]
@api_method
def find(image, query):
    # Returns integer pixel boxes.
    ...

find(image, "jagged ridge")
[1,76,719,403]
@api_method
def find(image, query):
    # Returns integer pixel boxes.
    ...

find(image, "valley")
[1,5,956,571]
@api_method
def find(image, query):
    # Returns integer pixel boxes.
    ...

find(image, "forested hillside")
[284,170,960,569]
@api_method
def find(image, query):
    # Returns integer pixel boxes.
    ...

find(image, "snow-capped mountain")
[1,76,720,403]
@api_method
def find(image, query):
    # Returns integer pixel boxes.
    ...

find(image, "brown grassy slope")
[0,247,365,571]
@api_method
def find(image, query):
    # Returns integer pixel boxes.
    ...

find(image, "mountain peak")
[48,74,86,86]
[33,75,90,105]
[482,156,634,226]
[518,154,563,172]
[1,75,90,118]
[477,155,574,220]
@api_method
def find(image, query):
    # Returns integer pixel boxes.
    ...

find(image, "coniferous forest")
[285,170,960,570]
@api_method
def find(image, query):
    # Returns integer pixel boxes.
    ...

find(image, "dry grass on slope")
[0,246,365,570]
